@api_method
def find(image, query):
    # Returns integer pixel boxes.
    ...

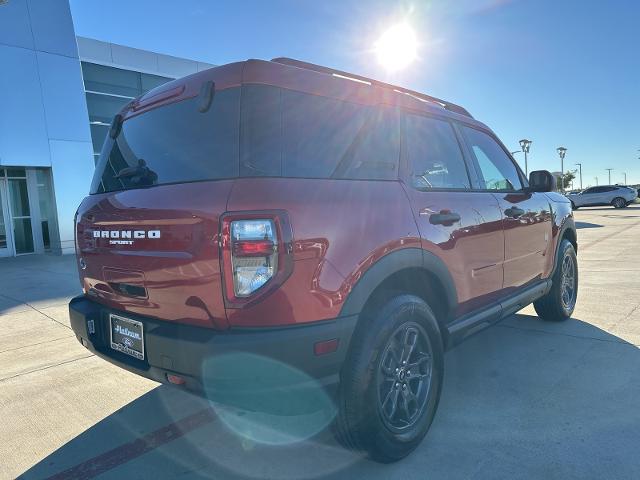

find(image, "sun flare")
[374,23,418,71]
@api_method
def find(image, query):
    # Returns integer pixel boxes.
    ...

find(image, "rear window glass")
[240,85,399,180]
[91,84,400,194]
[91,88,240,194]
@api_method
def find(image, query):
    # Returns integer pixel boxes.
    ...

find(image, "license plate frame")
[109,314,145,361]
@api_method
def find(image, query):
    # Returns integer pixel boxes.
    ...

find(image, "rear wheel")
[612,197,626,209]
[534,240,578,321]
[333,294,444,463]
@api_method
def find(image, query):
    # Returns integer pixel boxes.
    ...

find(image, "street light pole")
[519,139,532,176]
[606,168,613,185]
[575,163,583,190]
[623,172,627,185]
[595,177,598,186]
[557,147,567,192]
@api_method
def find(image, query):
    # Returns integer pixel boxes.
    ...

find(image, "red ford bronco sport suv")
[70,58,578,462]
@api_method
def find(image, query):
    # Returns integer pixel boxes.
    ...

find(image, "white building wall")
[76,37,215,78]
[0,2,214,256]
[0,0,94,254]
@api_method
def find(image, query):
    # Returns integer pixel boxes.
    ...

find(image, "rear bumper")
[69,296,356,407]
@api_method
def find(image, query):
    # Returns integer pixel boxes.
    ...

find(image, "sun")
[374,23,418,72]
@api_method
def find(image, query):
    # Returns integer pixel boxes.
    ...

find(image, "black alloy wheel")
[377,322,432,432]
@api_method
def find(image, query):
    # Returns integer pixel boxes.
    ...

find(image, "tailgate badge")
[91,229,161,245]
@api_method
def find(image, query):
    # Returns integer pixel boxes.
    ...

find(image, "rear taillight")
[231,220,277,297]
[221,212,293,307]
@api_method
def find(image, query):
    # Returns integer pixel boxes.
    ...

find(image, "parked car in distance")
[566,185,637,209]
[69,58,578,463]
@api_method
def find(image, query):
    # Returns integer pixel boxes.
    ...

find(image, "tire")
[534,239,578,321]
[612,197,626,209]
[333,294,444,463]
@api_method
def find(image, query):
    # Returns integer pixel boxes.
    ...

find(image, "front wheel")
[534,240,578,321]
[333,294,444,463]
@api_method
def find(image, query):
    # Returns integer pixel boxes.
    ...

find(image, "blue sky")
[70,0,639,186]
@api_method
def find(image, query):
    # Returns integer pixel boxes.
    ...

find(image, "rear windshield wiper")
[115,159,158,185]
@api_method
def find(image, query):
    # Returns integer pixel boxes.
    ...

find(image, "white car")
[567,185,638,209]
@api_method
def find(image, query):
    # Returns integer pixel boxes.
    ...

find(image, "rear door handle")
[429,210,461,226]
[504,207,525,218]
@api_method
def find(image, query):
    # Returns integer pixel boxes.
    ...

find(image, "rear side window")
[240,85,399,180]
[239,85,281,177]
[404,114,470,189]
[92,88,240,194]
[462,127,523,191]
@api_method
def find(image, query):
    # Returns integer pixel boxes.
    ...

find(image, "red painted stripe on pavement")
[46,407,216,480]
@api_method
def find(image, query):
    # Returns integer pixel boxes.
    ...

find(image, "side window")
[462,127,523,191]
[337,107,399,180]
[404,114,470,189]
[240,86,399,180]
[240,85,282,177]
[281,90,398,179]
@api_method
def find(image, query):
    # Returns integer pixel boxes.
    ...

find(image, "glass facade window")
[8,178,34,254]
[0,180,7,251]
[0,167,56,255]
[82,62,171,163]
[36,169,56,251]
[6,168,26,178]
[82,62,141,97]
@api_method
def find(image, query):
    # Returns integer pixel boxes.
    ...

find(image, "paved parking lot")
[2,206,640,480]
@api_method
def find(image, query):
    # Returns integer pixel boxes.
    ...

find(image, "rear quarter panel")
[225,178,421,327]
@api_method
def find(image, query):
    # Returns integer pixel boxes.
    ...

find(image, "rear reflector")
[166,374,186,385]
[314,338,339,356]
[233,240,274,257]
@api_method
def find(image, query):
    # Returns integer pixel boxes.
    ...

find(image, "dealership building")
[0,0,213,256]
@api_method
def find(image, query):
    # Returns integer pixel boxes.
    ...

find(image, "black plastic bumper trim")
[69,295,357,400]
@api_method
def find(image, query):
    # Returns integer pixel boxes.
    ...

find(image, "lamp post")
[605,168,613,185]
[519,139,532,176]
[557,147,567,192]
[575,163,583,190]
[595,177,598,186]
[622,172,627,185]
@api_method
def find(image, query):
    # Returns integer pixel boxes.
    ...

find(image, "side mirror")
[528,170,555,192]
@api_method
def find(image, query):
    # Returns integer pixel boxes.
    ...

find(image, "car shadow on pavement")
[21,313,640,480]
[574,221,602,229]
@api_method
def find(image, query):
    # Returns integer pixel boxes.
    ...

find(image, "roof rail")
[271,57,473,118]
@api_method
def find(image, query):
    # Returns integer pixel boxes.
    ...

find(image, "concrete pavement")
[2,206,640,479]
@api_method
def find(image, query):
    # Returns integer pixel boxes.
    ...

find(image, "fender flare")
[551,215,577,276]
[338,247,458,320]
